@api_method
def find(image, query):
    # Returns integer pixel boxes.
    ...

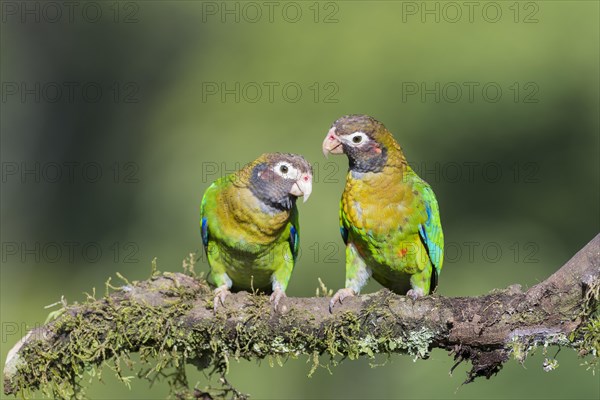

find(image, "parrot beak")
[322,128,343,157]
[289,173,312,203]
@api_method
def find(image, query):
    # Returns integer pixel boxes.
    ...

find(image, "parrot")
[200,153,313,311]
[322,115,444,311]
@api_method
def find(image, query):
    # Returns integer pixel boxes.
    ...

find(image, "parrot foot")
[329,288,356,313]
[270,288,287,313]
[406,288,425,301]
[213,285,231,313]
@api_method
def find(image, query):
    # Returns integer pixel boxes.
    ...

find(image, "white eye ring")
[273,162,300,180]
[347,131,369,146]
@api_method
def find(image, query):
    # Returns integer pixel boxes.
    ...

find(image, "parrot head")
[247,153,313,210]
[322,114,404,173]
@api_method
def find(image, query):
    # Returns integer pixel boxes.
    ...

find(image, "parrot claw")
[270,288,287,313]
[329,288,356,313]
[213,285,231,313]
[406,288,425,301]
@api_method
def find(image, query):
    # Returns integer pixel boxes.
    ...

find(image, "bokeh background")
[1,1,599,399]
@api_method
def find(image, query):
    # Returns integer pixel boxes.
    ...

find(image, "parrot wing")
[269,204,299,293]
[414,180,444,291]
[338,198,349,245]
[288,205,300,261]
[200,182,217,255]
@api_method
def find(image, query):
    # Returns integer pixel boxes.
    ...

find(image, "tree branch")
[3,234,599,398]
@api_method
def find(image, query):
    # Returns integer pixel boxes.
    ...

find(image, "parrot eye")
[347,132,369,146]
[273,162,299,179]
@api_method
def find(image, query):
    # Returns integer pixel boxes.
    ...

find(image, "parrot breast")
[217,184,290,247]
[341,166,429,284]
[204,179,294,290]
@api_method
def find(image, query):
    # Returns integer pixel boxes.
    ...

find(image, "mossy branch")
[3,235,599,399]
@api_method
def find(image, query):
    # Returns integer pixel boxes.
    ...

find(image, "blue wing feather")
[289,225,299,261]
[200,185,213,255]
[287,206,300,261]
[417,188,444,291]
[201,217,209,249]
[340,226,349,244]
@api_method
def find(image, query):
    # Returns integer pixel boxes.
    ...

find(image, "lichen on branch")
[3,235,599,399]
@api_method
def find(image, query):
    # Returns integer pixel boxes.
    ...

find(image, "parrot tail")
[430,266,438,293]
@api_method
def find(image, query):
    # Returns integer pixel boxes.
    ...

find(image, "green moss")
[3,252,441,399]
[5,264,214,399]
[570,278,600,373]
[507,278,599,374]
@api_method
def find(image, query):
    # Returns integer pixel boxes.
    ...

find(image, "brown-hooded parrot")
[200,153,313,311]
[322,115,444,311]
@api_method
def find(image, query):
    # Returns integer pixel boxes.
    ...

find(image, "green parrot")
[322,115,444,311]
[200,153,313,311]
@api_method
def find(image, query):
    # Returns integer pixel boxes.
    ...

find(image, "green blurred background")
[1,1,599,398]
